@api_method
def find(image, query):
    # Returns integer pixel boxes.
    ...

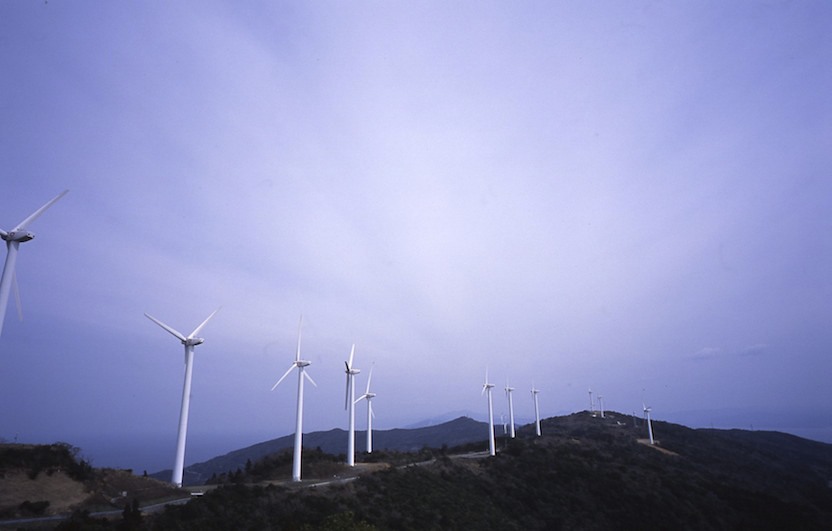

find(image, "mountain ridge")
[152,415,488,485]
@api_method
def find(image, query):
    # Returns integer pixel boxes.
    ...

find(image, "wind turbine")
[144,308,219,487]
[531,384,541,436]
[355,364,376,453]
[0,190,68,338]
[643,403,655,445]
[272,316,317,482]
[343,344,360,467]
[481,368,496,456]
[588,388,595,416]
[505,379,516,438]
[598,395,605,419]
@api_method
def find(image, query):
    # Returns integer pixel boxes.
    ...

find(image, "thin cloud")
[689,347,723,361]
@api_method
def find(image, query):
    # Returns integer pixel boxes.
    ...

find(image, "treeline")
[147,418,832,530]
[0,442,94,482]
[23,413,832,530]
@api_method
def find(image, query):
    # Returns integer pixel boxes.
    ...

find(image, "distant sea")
[59,409,832,475]
[68,432,274,475]
[665,407,832,445]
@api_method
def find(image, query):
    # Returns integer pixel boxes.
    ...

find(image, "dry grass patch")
[0,470,89,515]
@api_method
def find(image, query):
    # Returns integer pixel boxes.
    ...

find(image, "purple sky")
[1,1,830,472]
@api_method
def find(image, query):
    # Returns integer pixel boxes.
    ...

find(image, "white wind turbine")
[599,395,605,419]
[271,316,317,482]
[343,344,360,467]
[0,190,68,338]
[145,308,219,487]
[355,364,376,453]
[481,368,496,456]
[643,402,655,445]
[588,388,595,416]
[531,384,541,436]
[505,379,516,438]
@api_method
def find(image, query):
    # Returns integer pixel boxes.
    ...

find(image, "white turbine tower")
[531,384,541,437]
[481,368,496,456]
[0,190,68,338]
[343,344,360,467]
[145,308,219,487]
[599,395,605,419]
[588,388,595,416]
[355,364,376,453]
[505,379,516,438]
[272,316,317,482]
[643,403,655,445]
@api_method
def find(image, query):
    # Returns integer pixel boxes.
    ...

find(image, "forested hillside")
[5,413,832,530]
[142,412,832,530]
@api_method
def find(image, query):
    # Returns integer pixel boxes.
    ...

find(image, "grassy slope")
[0,443,186,520]
[147,412,832,530]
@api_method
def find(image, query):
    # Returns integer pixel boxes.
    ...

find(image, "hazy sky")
[1,1,830,471]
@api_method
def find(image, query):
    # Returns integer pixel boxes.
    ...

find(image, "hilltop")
[144,411,832,530]
[4,412,832,529]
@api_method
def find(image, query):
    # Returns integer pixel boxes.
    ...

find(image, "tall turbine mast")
[482,368,496,456]
[344,344,360,467]
[505,379,516,438]
[355,364,376,453]
[272,316,317,482]
[145,308,219,487]
[643,402,655,445]
[599,395,605,419]
[0,190,68,338]
[531,384,541,437]
[588,388,594,416]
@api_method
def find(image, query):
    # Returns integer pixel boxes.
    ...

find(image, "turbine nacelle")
[296,359,311,368]
[183,337,205,347]
[1,230,35,243]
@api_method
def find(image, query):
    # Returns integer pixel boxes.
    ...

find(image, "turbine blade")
[369,401,375,419]
[0,229,7,238]
[344,373,350,410]
[347,344,355,369]
[303,370,317,388]
[295,315,303,362]
[145,313,187,342]
[12,270,23,322]
[14,190,69,232]
[188,307,220,339]
[271,364,296,391]
[365,365,374,394]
